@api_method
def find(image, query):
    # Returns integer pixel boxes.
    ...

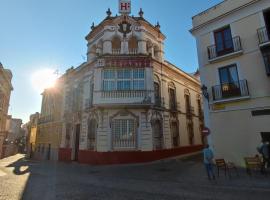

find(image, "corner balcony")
[154,97,165,108]
[257,27,270,48]
[207,36,243,63]
[212,80,250,103]
[93,90,154,107]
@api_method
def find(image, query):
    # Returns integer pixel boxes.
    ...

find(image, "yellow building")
[35,78,64,160]
[0,63,13,158]
[26,112,39,158]
[191,0,270,166]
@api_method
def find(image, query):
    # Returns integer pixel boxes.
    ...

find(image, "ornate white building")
[58,7,204,164]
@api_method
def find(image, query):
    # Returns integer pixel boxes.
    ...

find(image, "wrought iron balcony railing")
[154,97,165,107]
[212,79,249,101]
[38,115,54,124]
[257,27,270,45]
[169,101,178,111]
[207,36,242,60]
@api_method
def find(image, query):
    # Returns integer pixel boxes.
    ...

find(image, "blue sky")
[0,0,222,123]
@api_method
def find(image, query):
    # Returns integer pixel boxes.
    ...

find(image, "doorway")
[152,120,163,150]
[74,124,81,161]
[171,122,179,147]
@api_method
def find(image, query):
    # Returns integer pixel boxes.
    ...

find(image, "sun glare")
[31,69,58,92]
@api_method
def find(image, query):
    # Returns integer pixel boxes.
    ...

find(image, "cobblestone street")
[0,154,270,200]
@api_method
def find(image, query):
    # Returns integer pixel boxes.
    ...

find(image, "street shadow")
[6,157,31,175]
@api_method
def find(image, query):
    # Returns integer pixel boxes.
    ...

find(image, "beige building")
[191,0,270,165]
[4,116,23,157]
[25,112,39,158]
[35,78,64,160]
[0,63,13,158]
[58,7,204,164]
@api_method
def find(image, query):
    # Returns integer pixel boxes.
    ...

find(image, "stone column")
[121,38,129,54]
[138,40,147,54]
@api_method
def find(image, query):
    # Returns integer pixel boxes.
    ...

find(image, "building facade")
[25,112,40,158]
[191,0,270,165]
[58,8,204,164]
[0,63,13,158]
[35,79,64,160]
[3,116,23,157]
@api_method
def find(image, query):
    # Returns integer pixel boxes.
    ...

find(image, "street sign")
[119,0,131,14]
[202,127,210,136]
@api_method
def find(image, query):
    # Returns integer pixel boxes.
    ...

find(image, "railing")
[84,100,93,109]
[129,48,138,55]
[257,27,270,45]
[38,115,54,124]
[112,49,121,55]
[169,101,178,111]
[207,36,242,60]
[199,110,204,120]
[212,79,249,101]
[154,97,165,107]
[97,90,152,99]
[186,106,194,116]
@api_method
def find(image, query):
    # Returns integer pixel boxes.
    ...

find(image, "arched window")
[168,82,177,110]
[112,36,121,54]
[184,89,191,114]
[128,36,138,54]
[154,75,161,106]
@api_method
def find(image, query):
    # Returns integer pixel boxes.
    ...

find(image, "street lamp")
[201,84,209,101]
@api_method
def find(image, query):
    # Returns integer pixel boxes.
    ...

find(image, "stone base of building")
[58,145,203,165]
[33,148,59,161]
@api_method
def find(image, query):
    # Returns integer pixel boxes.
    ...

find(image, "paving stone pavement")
[0,154,270,200]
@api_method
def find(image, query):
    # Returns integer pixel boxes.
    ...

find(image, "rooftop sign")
[119,0,131,15]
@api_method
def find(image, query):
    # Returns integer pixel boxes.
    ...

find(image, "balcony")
[186,106,194,118]
[169,101,178,111]
[93,90,153,107]
[212,80,250,102]
[207,36,243,63]
[257,27,270,47]
[38,115,54,124]
[84,100,93,110]
[112,49,121,55]
[154,97,165,108]
[129,48,138,55]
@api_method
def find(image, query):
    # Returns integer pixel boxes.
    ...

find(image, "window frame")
[214,26,234,56]
[102,68,145,91]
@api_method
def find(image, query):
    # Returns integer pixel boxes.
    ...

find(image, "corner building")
[59,9,204,164]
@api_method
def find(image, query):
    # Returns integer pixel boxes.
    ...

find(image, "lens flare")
[31,68,58,92]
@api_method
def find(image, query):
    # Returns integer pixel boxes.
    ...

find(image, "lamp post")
[201,84,209,102]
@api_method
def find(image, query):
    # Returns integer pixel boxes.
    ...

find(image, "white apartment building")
[191,0,270,166]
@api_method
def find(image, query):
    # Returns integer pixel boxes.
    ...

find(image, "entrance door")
[152,120,163,150]
[74,124,81,161]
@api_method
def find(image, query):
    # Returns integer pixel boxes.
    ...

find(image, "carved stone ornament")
[118,18,132,38]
